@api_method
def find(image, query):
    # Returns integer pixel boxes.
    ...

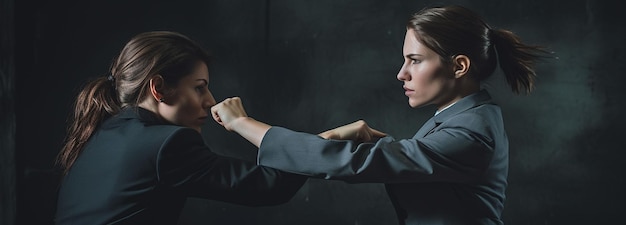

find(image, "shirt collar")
[435,101,458,116]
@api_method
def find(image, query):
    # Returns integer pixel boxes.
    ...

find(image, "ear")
[452,55,470,78]
[149,75,167,103]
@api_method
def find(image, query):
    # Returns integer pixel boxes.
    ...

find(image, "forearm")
[229,117,271,148]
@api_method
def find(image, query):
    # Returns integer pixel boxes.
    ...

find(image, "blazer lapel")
[413,117,437,138]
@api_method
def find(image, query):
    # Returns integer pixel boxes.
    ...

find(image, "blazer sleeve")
[156,127,307,206]
[258,112,499,184]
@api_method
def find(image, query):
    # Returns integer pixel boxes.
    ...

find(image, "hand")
[318,120,387,143]
[211,97,248,131]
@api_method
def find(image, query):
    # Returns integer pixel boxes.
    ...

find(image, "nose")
[396,63,410,81]
[204,90,217,109]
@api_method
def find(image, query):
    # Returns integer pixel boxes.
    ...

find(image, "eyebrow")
[405,53,423,58]
[196,79,208,85]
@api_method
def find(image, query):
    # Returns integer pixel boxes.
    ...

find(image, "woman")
[211,5,550,225]
[55,31,306,225]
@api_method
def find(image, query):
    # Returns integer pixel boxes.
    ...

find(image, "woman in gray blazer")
[211,5,551,225]
[55,31,306,225]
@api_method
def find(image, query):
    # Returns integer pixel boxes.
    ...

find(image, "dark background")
[2,0,626,224]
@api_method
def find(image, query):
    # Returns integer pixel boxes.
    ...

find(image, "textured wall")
[1,0,16,224]
[13,0,626,224]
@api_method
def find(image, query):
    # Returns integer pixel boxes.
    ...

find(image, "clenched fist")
[211,97,248,131]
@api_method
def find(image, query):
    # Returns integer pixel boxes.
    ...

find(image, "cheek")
[409,65,448,100]
[167,94,193,118]
[410,68,437,92]
[178,96,200,115]
[181,94,206,115]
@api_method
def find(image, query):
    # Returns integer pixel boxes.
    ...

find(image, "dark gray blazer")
[56,107,306,225]
[258,90,508,225]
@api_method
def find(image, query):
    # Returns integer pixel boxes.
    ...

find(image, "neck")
[138,98,159,116]
[436,80,480,112]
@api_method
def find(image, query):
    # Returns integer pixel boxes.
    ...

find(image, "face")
[159,62,216,132]
[397,29,456,109]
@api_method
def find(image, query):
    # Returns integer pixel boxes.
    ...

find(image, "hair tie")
[487,28,498,49]
[107,74,117,89]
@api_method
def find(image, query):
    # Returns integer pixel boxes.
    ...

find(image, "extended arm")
[210,97,499,184]
[211,97,386,146]
[157,128,306,206]
[257,121,495,184]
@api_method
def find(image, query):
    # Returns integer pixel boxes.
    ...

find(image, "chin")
[408,100,428,109]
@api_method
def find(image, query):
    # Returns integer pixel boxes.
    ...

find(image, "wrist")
[225,116,271,148]
[228,116,253,132]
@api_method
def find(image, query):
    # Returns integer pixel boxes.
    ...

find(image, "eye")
[195,85,205,93]
[410,58,421,64]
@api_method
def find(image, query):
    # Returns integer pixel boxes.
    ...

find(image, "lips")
[403,86,414,95]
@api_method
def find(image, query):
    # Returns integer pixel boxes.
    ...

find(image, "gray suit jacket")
[258,90,508,225]
[56,107,306,225]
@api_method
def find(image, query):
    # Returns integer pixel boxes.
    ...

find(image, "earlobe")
[453,55,470,78]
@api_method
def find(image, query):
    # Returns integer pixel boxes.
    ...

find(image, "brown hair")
[57,31,211,173]
[407,5,551,94]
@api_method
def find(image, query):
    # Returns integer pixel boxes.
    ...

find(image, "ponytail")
[57,76,120,174]
[490,28,552,94]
